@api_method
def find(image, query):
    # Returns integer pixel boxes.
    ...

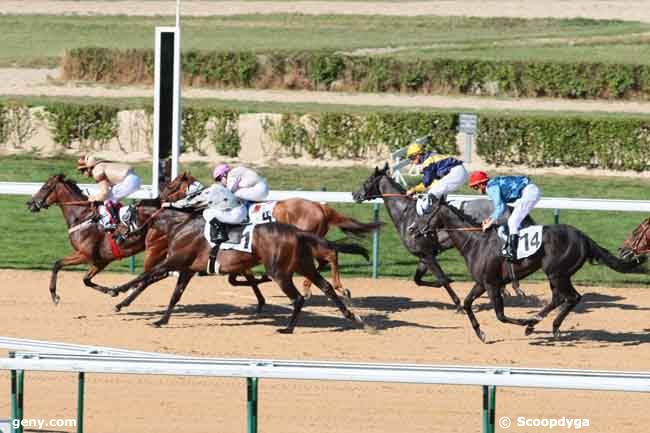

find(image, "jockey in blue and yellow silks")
[405,137,468,215]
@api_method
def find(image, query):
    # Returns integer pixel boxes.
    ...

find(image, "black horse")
[423,196,647,342]
[352,163,534,309]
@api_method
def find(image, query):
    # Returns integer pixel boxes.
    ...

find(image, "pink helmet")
[213,163,231,180]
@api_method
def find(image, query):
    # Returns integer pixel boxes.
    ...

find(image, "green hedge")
[478,114,650,170]
[5,100,650,171]
[62,47,650,100]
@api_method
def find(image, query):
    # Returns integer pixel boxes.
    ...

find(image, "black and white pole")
[152,1,182,196]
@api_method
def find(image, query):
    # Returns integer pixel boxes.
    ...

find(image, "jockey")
[166,175,247,246]
[213,163,269,204]
[469,171,541,260]
[404,136,468,215]
[77,154,140,231]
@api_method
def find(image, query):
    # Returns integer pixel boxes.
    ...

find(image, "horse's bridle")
[627,219,650,256]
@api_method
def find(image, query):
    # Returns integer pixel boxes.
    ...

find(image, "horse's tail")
[320,204,382,238]
[585,235,647,273]
[297,231,369,262]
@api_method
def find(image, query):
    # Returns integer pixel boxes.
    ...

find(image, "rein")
[440,227,484,232]
[364,193,411,199]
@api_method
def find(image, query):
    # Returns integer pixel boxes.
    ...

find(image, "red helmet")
[469,171,489,187]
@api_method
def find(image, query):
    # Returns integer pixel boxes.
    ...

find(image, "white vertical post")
[171,0,182,179]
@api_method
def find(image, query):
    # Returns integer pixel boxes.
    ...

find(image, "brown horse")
[109,210,369,333]
[26,173,187,304]
[26,174,148,304]
[620,217,650,261]
[162,172,381,295]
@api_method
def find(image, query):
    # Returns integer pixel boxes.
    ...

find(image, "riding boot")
[208,219,229,274]
[105,201,120,231]
[506,234,519,261]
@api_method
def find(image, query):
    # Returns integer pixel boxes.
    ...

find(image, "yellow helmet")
[406,142,424,159]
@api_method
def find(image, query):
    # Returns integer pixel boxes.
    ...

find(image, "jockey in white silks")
[77,154,141,232]
[169,181,247,245]
[213,163,269,203]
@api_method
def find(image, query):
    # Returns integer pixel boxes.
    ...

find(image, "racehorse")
[423,196,647,342]
[162,172,382,296]
[351,163,534,309]
[108,209,369,333]
[620,217,650,261]
[26,174,148,304]
[25,173,201,304]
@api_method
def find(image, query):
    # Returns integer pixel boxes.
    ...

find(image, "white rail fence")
[3,181,650,278]
[1,337,649,433]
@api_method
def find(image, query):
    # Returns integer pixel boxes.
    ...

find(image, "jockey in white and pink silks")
[213,163,269,203]
[170,163,268,245]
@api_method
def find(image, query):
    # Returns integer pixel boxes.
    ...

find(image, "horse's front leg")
[49,251,88,305]
[82,263,112,294]
[113,266,171,312]
[490,284,538,327]
[421,257,461,310]
[463,283,487,342]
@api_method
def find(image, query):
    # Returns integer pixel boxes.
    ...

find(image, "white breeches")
[203,205,248,225]
[427,164,468,199]
[107,173,141,202]
[508,184,541,235]
[234,181,269,202]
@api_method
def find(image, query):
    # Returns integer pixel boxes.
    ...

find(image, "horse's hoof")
[108,289,118,298]
[113,305,122,313]
[455,305,464,314]
[277,327,294,334]
[303,291,312,300]
[342,288,352,299]
[51,295,60,305]
[256,303,266,314]
[525,325,535,336]
[553,328,561,339]
[477,330,487,343]
[151,321,166,328]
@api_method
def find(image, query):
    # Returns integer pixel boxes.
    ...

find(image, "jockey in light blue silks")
[404,136,469,216]
[469,171,542,260]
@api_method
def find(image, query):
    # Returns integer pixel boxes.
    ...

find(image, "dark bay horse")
[351,164,534,309]
[26,174,148,303]
[163,172,382,296]
[109,210,369,333]
[425,197,647,342]
[620,217,650,261]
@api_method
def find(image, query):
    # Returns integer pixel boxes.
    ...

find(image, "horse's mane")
[377,167,406,194]
[58,174,87,198]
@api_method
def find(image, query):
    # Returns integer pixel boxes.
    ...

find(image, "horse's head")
[352,162,391,203]
[27,174,76,212]
[620,218,650,261]
[160,172,204,202]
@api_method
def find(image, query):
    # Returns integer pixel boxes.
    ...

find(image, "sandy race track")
[0,269,649,432]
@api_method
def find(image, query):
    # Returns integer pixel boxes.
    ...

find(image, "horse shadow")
[573,292,650,314]
[117,295,457,333]
[528,328,650,346]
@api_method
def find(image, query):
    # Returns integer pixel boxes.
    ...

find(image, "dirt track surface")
[2,1,650,22]
[6,68,650,115]
[1,269,649,433]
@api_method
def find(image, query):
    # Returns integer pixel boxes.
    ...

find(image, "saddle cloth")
[203,222,255,254]
[497,225,543,260]
[248,201,277,224]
